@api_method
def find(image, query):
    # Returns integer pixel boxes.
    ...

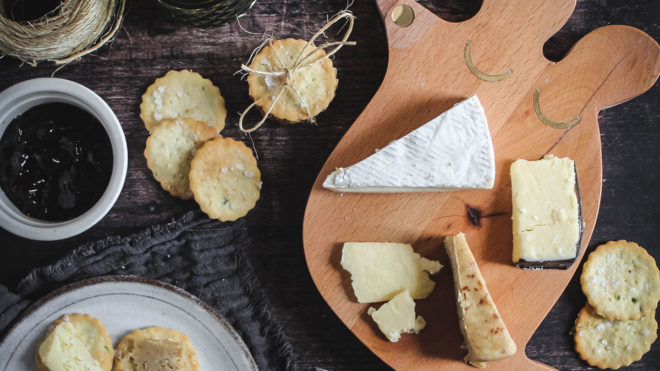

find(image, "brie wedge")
[444,233,516,367]
[323,95,495,192]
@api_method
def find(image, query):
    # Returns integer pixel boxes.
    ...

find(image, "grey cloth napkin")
[0,210,295,371]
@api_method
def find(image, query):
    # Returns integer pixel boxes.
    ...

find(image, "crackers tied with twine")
[239,10,355,132]
[144,118,220,199]
[189,137,261,222]
[140,70,227,132]
[247,38,338,124]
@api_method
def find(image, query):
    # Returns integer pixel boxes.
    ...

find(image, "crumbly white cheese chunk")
[444,233,517,367]
[368,290,426,342]
[511,155,580,263]
[38,321,103,371]
[323,95,495,192]
[341,242,442,303]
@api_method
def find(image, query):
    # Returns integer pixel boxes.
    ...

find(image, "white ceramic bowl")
[0,78,127,241]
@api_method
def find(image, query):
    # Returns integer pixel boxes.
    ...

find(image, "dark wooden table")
[1,0,658,370]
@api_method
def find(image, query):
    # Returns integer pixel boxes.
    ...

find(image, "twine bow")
[238,10,356,133]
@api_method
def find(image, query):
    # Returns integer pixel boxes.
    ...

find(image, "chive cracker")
[144,118,219,199]
[581,240,660,321]
[189,137,261,221]
[574,304,657,369]
[36,314,114,371]
[140,70,227,132]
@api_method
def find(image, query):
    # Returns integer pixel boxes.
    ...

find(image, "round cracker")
[140,70,227,132]
[114,326,199,371]
[144,118,219,199]
[581,240,660,321]
[574,304,657,369]
[189,137,261,221]
[247,38,338,123]
[36,313,114,371]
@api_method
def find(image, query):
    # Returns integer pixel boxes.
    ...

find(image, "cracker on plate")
[247,38,338,123]
[114,326,199,371]
[144,118,219,199]
[581,240,660,320]
[140,70,227,132]
[574,304,657,369]
[36,313,114,371]
[189,137,261,221]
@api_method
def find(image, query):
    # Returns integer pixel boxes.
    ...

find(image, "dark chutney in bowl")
[0,102,113,221]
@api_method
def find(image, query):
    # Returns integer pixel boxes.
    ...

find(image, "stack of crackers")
[141,70,261,221]
[575,240,660,369]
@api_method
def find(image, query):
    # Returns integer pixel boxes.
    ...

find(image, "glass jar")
[154,0,256,27]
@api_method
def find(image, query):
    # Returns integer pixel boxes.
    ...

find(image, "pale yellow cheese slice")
[444,233,516,367]
[367,290,426,342]
[341,242,442,303]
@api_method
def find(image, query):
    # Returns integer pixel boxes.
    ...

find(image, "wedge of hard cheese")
[323,95,495,192]
[444,233,516,367]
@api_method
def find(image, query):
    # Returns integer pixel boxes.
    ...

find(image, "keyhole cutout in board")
[391,4,414,27]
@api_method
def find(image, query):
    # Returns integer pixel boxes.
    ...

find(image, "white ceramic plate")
[0,276,257,371]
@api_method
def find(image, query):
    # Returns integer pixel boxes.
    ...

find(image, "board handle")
[377,0,576,46]
[534,25,660,124]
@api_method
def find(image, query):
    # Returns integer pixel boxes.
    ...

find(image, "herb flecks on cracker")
[581,240,660,321]
[144,118,219,199]
[189,137,261,221]
[574,304,657,369]
[36,314,114,371]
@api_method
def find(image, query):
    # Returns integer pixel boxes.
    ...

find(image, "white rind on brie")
[323,95,496,192]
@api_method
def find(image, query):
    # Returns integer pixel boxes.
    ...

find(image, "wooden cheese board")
[302,0,660,369]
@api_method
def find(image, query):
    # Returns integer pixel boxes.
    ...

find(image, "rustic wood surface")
[0,0,658,370]
[303,0,660,369]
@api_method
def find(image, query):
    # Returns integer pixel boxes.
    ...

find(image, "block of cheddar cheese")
[510,155,582,269]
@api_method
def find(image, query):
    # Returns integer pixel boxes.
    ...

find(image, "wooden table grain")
[0,1,658,370]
